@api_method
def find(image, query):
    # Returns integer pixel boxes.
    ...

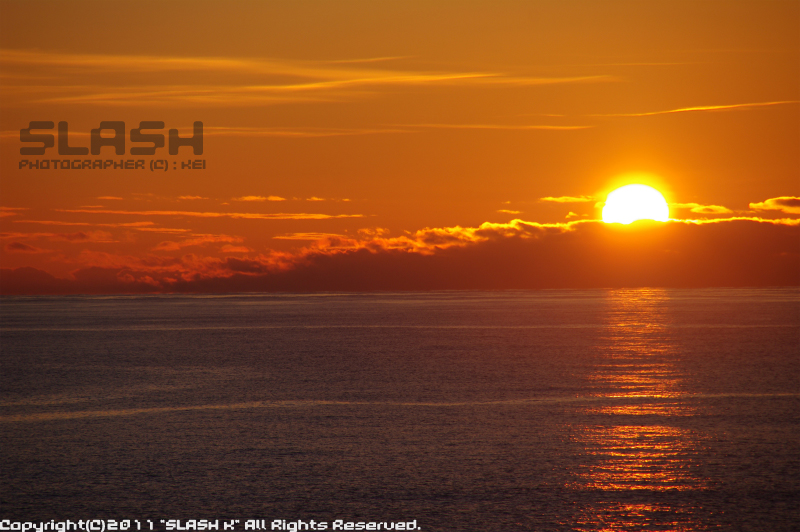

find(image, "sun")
[602,184,669,224]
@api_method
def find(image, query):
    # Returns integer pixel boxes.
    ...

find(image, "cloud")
[326,56,412,64]
[749,196,800,215]
[0,49,611,86]
[97,196,123,200]
[1,49,616,107]
[40,76,614,106]
[273,233,347,241]
[220,245,254,254]
[0,231,114,242]
[2,218,797,295]
[357,228,389,237]
[135,227,192,234]
[0,207,27,218]
[595,100,799,117]
[14,220,154,228]
[13,220,91,226]
[671,202,733,214]
[674,216,800,226]
[179,196,208,200]
[497,209,521,214]
[153,234,243,251]
[232,196,286,202]
[56,208,362,220]
[205,126,408,138]
[406,124,592,131]
[4,242,48,253]
[540,196,595,203]
[302,197,352,202]
[54,231,114,242]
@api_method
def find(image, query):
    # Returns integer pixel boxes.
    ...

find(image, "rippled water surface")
[1,289,799,531]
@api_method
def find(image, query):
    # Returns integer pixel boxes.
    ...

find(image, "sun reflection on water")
[569,288,709,531]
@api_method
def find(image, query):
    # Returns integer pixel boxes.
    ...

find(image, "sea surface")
[1,288,799,531]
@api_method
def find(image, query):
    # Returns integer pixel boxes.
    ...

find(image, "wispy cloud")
[0,49,475,81]
[594,100,799,117]
[204,126,408,137]
[178,196,208,201]
[33,79,612,107]
[1,49,612,84]
[134,227,192,234]
[749,196,800,215]
[497,209,521,214]
[154,234,243,251]
[97,196,123,201]
[326,56,413,64]
[1,49,616,107]
[273,232,347,241]
[220,245,253,253]
[540,196,596,203]
[0,231,115,243]
[56,208,363,220]
[232,195,286,202]
[671,202,733,214]
[405,124,592,131]
[0,207,27,218]
[14,220,155,228]
[671,216,800,226]
[302,197,352,202]
[4,242,48,253]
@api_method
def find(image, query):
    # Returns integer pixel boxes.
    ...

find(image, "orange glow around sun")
[602,185,670,224]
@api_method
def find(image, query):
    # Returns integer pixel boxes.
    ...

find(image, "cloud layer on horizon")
[1,218,797,295]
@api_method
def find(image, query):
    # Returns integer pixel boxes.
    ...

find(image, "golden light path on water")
[570,288,706,531]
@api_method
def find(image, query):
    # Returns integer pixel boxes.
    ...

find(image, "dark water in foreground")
[1,289,799,531]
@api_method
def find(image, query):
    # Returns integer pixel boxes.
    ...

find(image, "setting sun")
[602,184,670,224]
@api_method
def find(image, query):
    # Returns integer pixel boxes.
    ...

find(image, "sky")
[1,0,798,294]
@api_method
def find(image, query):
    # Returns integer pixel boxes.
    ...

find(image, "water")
[1,289,798,531]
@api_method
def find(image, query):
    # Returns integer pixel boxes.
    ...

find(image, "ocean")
[1,288,798,531]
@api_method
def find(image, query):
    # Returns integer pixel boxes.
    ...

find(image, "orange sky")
[1,0,798,293]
